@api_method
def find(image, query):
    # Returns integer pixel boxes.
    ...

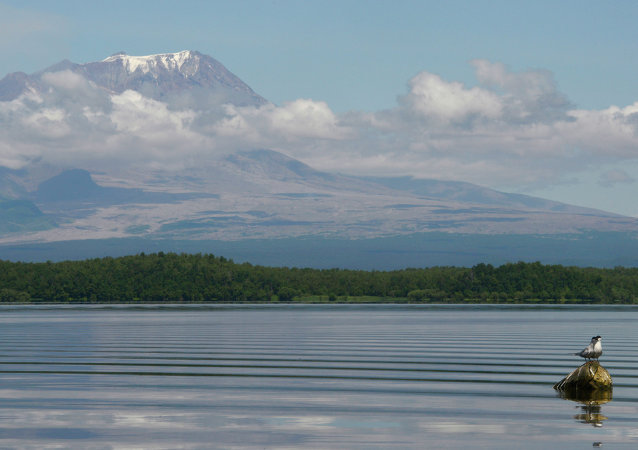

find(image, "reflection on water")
[558,387,613,405]
[558,388,613,448]
[0,304,638,448]
[575,402,607,427]
[558,388,612,427]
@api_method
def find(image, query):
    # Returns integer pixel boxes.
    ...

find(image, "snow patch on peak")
[102,50,198,75]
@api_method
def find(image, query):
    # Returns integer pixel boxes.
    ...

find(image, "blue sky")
[3,0,637,112]
[1,0,638,216]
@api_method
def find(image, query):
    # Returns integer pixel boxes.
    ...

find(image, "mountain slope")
[361,176,609,214]
[1,149,636,247]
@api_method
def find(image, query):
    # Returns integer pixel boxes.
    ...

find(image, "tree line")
[0,252,637,303]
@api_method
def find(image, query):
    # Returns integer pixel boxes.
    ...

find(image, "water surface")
[1,304,637,448]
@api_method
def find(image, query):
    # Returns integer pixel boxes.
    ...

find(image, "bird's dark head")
[593,335,602,340]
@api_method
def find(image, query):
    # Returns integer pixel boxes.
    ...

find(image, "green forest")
[1,252,638,303]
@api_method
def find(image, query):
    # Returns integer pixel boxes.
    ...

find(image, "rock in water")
[554,361,612,392]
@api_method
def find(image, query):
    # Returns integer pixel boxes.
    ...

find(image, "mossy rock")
[554,361,612,393]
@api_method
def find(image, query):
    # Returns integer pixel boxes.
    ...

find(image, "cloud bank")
[2,60,638,192]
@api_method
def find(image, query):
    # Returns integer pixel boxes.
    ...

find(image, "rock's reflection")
[558,388,612,428]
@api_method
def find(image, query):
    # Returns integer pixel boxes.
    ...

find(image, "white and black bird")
[575,335,603,361]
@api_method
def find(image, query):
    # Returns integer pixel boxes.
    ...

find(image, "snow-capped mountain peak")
[101,50,199,76]
[0,50,267,106]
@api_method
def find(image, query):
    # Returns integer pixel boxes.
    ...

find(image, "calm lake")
[1,304,637,449]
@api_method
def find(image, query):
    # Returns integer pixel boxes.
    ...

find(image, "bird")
[575,336,603,361]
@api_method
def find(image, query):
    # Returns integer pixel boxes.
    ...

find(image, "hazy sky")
[1,0,638,216]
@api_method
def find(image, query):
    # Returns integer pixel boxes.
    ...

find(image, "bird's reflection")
[558,388,612,428]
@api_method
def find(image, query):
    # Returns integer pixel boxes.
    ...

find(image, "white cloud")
[562,103,638,158]
[1,61,638,195]
[42,70,90,92]
[21,107,70,139]
[111,90,194,137]
[400,71,502,125]
[0,73,212,171]
[0,140,26,170]
[307,62,638,190]
[214,99,353,143]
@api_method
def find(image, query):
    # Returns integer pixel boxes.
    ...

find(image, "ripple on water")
[1,304,637,448]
